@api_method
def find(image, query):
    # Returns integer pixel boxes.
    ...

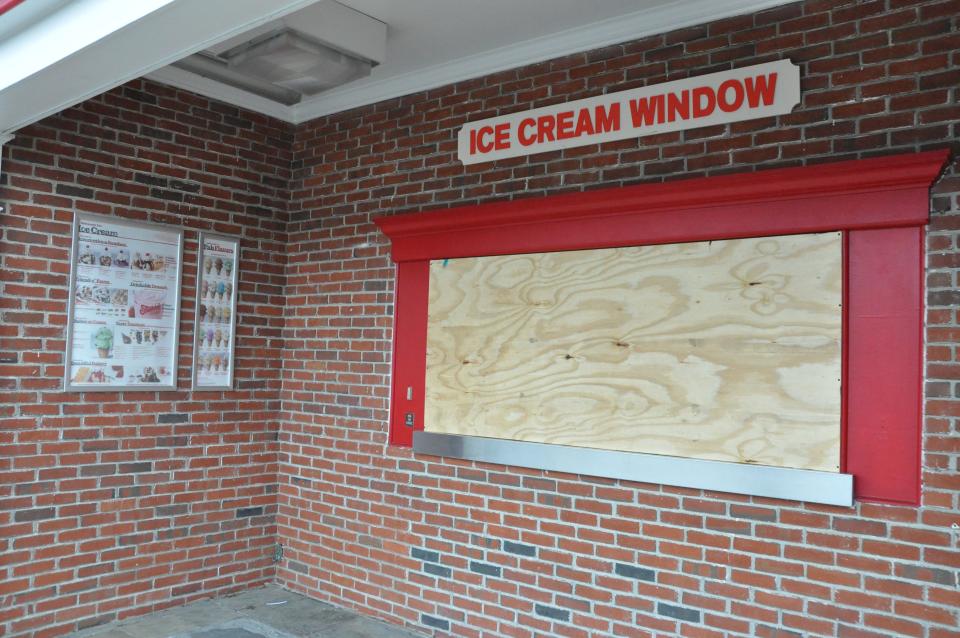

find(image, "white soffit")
[147,0,796,124]
[0,0,318,134]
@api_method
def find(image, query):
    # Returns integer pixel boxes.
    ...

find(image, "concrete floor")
[72,585,422,638]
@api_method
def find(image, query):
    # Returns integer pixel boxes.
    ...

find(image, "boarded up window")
[424,232,842,472]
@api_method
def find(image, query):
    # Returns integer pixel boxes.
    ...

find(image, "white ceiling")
[336,0,665,78]
[147,0,797,123]
[0,0,795,135]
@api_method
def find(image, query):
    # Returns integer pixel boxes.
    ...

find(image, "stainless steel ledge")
[413,431,854,507]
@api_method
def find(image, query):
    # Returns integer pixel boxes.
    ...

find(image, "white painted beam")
[0,132,14,180]
[0,0,319,133]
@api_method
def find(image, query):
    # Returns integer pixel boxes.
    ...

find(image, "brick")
[424,562,452,578]
[421,614,449,630]
[503,540,537,557]
[14,507,56,522]
[470,561,501,577]
[535,604,570,622]
[411,547,441,563]
[614,563,656,582]
[657,602,701,623]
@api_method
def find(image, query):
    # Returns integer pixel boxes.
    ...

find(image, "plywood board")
[424,232,842,472]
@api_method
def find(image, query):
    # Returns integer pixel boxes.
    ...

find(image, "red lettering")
[556,111,575,139]
[574,108,594,137]
[594,103,620,133]
[667,91,689,122]
[518,118,537,146]
[477,126,495,153]
[537,115,556,142]
[718,79,745,112]
[494,123,510,150]
[745,72,778,108]
[629,95,665,127]
[693,86,716,118]
[469,128,477,155]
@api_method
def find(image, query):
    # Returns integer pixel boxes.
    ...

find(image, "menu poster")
[64,213,183,391]
[192,233,239,390]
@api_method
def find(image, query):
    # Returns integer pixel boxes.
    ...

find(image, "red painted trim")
[378,150,949,505]
[388,261,429,446]
[0,0,26,16]
[846,227,924,504]
[377,150,948,262]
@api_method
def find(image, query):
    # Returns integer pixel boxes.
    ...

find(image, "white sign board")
[65,213,183,391]
[192,233,240,390]
[458,60,800,165]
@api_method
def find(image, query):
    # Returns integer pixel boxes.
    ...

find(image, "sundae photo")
[78,244,96,265]
[132,288,166,319]
[114,249,129,267]
[98,247,112,267]
[132,252,168,272]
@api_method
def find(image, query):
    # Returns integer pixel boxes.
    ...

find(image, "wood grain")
[424,232,843,472]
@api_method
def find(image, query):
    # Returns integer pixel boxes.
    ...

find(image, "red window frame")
[376,150,949,505]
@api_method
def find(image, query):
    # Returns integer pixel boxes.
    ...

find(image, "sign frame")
[64,212,184,392]
[191,232,240,391]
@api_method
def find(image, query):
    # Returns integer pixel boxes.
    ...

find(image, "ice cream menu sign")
[192,233,239,389]
[65,213,183,391]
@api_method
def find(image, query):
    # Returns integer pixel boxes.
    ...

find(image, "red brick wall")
[3,1,960,637]
[1,81,291,637]
[279,1,960,637]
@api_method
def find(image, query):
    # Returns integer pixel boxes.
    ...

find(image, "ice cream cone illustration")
[224,259,233,277]
[215,257,223,275]
[94,327,113,358]
[213,354,221,371]
[199,304,207,322]
[217,281,225,302]
[204,256,212,274]
[202,281,208,298]
[206,328,214,347]
[223,307,231,324]
[225,282,232,301]
[215,329,222,348]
